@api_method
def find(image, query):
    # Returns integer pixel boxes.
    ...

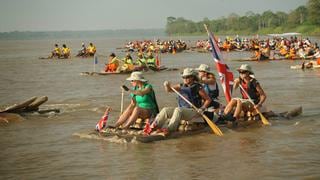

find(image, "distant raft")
[290,64,320,70]
[80,66,179,76]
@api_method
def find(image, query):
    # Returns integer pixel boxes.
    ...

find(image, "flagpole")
[93,55,98,72]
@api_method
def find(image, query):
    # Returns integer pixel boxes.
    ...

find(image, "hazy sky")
[0,0,307,32]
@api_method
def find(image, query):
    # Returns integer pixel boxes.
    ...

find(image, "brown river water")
[0,36,320,179]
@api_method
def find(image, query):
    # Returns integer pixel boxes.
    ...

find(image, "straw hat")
[237,64,254,74]
[196,64,214,74]
[126,72,147,82]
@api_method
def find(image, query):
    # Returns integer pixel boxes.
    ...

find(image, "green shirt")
[131,83,157,110]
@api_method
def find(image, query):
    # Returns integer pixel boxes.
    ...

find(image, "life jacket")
[62,47,70,55]
[240,78,260,105]
[54,47,61,54]
[123,58,133,65]
[136,58,146,66]
[203,83,219,100]
[146,57,156,67]
[87,45,96,53]
[178,83,202,108]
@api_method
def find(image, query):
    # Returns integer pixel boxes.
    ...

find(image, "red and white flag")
[205,25,234,103]
[95,108,110,132]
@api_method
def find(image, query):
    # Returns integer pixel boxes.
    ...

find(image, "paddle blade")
[121,85,130,91]
[257,111,271,125]
[202,115,223,136]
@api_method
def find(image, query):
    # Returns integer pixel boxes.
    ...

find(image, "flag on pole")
[94,55,98,64]
[204,24,234,103]
[93,55,98,72]
[95,108,110,132]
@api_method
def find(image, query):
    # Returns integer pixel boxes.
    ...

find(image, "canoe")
[91,106,302,143]
[80,66,179,76]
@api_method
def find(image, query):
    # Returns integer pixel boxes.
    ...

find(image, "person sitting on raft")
[77,43,87,57]
[134,52,147,71]
[104,53,120,72]
[50,44,61,58]
[219,64,266,122]
[196,64,220,119]
[146,52,157,71]
[87,43,96,56]
[151,68,211,133]
[61,44,71,59]
[119,53,134,72]
[257,44,270,60]
[113,72,159,129]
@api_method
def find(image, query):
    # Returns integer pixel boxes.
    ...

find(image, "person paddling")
[113,72,159,129]
[220,64,267,122]
[196,64,220,119]
[152,68,211,132]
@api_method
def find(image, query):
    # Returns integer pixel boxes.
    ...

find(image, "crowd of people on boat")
[123,39,188,54]
[46,42,96,59]
[108,63,267,135]
[104,52,159,73]
[195,35,320,61]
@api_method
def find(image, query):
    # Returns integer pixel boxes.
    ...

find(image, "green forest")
[165,0,320,36]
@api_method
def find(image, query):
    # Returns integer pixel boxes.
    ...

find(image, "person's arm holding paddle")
[253,83,266,110]
[163,81,180,93]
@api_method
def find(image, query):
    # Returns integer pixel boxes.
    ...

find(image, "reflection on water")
[0,37,320,179]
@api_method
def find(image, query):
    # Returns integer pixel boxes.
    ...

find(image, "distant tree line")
[165,0,320,35]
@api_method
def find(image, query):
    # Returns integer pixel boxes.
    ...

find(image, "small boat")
[90,106,302,143]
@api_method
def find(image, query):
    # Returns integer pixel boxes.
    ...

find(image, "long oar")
[239,85,271,125]
[170,87,223,136]
[120,85,130,115]
[120,89,124,115]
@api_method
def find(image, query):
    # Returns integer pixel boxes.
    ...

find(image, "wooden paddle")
[120,85,129,115]
[239,85,271,125]
[170,87,223,136]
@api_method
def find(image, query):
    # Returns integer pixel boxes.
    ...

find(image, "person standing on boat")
[113,72,159,129]
[196,64,220,119]
[104,53,120,72]
[152,68,211,132]
[220,64,266,122]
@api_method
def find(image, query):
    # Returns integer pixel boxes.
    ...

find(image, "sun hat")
[181,68,197,78]
[126,72,147,82]
[196,64,214,74]
[237,64,254,74]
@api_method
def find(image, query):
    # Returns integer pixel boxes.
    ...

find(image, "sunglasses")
[182,75,193,79]
[239,71,248,74]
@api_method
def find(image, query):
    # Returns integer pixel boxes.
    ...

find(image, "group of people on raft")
[124,39,187,54]
[195,35,319,61]
[108,63,266,135]
[48,43,96,59]
[104,52,159,73]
